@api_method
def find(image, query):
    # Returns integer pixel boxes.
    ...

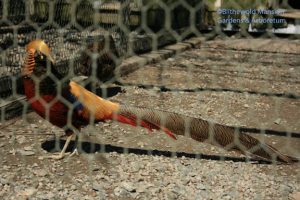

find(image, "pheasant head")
[22,40,55,77]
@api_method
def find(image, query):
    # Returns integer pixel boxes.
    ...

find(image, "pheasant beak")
[26,39,55,64]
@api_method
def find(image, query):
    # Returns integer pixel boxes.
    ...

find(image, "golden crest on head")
[26,39,55,63]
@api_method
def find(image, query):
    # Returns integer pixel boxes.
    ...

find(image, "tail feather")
[248,141,299,163]
[116,106,299,163]
[114,113,177,140]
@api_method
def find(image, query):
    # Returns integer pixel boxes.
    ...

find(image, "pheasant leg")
[46,134,74,160]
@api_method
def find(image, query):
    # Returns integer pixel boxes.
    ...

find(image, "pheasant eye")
[34,52,44,61]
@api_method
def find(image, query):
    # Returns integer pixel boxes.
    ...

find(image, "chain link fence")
[0,0,300,199]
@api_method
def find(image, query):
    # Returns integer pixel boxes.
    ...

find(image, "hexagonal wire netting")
[0,0,299,199]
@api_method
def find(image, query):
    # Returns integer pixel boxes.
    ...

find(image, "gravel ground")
[0,38,300,199]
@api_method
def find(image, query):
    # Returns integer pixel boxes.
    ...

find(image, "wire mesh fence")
[0,0,300,199]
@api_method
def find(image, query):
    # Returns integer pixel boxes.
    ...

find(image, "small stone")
[274,118,281,125]
[131,163,141,172]
[34,169,48,177]
[16,136,26,144]
[0,178,9,185]
[57,172,64,176]
[30,124,38,128]
[17,187,37,197]
[137,142,144,147]
[222,194,232,200]
[103,123,110,127]
[114,186,127,197]
[166,192,178,199]
[32,163,38,167]
[92,183,103,191]
[3,165,11,170]
[24,146,33,151]
[19,150,35,156]
[122,182,136,192]
[196,183,206,190]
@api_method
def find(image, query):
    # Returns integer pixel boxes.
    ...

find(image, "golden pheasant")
[22,39,299,163]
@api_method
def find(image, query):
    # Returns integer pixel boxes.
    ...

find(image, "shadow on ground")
[41,139,273,164]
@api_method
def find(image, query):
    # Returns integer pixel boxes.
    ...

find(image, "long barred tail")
[116,106,299,163]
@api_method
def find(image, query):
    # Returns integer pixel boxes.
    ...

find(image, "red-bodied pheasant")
[22,39,298,163]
